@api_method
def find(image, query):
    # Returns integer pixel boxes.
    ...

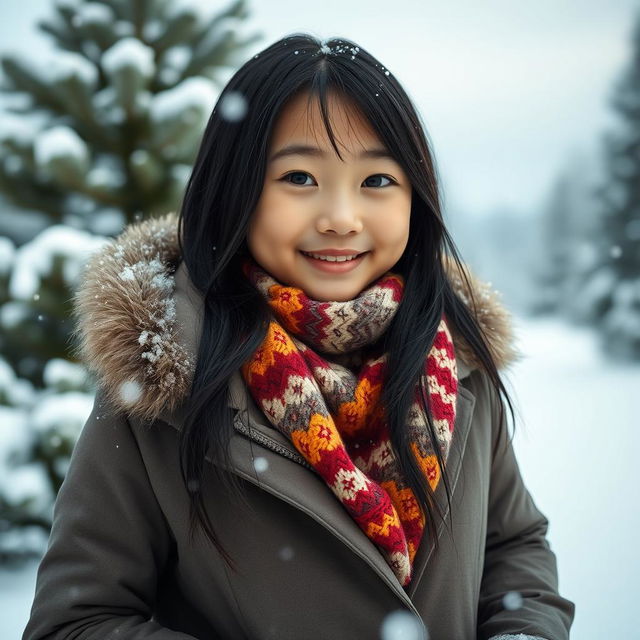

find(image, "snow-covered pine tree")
[0,0,261,229]
[581,9,640,360]
[0,0,262,564]
[528,172,576,316]
[528,151,601,318]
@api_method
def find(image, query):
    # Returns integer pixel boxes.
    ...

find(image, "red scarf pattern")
[240,258,458,586]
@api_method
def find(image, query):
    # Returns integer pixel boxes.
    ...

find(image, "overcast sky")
[1,0,639,218]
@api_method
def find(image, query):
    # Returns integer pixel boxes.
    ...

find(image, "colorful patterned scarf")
[239,258,458,586]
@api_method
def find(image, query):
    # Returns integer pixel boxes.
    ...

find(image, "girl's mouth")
[299,250,369,273]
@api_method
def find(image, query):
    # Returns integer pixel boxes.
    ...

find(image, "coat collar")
[73,211,522,423]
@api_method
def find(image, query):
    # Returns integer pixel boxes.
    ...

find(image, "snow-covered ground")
[2,315,638,639]
[505,315,640,640]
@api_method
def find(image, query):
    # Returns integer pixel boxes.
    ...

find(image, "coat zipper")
[232,414,315,472]
[230,412,426,627]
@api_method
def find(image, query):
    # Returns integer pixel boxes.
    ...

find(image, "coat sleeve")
[476,371,576,640]
[22,390,197,640]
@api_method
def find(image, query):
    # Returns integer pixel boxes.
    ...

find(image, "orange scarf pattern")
[240,258,458,586]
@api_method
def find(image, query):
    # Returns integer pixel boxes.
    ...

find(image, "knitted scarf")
[239,258,459,586]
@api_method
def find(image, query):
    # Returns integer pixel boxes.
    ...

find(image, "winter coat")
[23,214,575,640]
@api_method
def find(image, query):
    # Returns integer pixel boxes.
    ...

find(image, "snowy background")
[1,0,639,639]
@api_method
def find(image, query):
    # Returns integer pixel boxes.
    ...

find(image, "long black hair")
[177,33,516,570]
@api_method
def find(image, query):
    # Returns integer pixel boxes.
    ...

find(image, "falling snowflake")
[119,379,142,405]
[380,609,427,640]
[219,91,248,122]
[502,590,523,611]
[253,456,269,473]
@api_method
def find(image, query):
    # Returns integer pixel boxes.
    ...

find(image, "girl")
[23,34,574,640]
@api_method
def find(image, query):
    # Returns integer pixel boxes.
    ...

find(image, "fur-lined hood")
[73,212,522,422]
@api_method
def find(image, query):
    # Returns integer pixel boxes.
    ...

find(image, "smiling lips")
[300,250,368,272]
[301,247,367,257]
[301,250,362,262]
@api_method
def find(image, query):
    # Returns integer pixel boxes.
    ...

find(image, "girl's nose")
[316,197,364,235]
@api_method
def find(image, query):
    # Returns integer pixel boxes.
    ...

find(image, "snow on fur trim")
[72,212,192,421]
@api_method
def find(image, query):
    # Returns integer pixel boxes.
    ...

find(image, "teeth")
[302,251,362,262]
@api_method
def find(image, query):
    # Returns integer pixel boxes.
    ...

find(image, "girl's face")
[247,90,412,302]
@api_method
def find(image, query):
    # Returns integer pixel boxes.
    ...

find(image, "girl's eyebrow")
[269,144,395,163]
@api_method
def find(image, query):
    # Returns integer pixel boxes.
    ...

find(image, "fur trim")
[72,211,523,421]
[72,214,192,422]
[443,252,523,376]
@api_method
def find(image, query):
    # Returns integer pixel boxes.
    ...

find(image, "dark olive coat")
[23,214,575,640]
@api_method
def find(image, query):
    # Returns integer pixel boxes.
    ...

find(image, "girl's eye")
[363,174,394,188]
[281,172,396,188]
[283,171,315,186]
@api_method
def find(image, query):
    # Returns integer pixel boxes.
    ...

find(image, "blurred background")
[0,1,638,638]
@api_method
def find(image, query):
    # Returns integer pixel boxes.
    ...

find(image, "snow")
[162,45,191,74]
[93,86,126,125]
[102,37,155,79]
[119,379,142,406]
[0,301,30,331]
[602,279,640,355]
[502,591,523,611]
[0,405,30,463]
[0,114,40,147]
[92,86,117,111]
[114,21,135,38]
[0,403,52,521]
[88,208,126,236]
[64,196,92,220]
[0,527,48,559]
[129,255,178,366]
[1,463,52,514]
[73,2,114,27]
[159,45,192,85]
[142,20,164,42]
[149,77,217,123]
[570,265,616,321]
[168,0,217,23]
[380,609,425,640]
[4,156,23,175]
[278,545,295,561]
[609,244,622,259]
[30,392,94,440]
[9,225,108,300]
[0,357,35,407]
[42,359,87,391]
[86,160,126,189]
[49,50,98,87]
[626,218,640,240]
[33,126,88,170]
[0,236,15,275]
[170,163,192,188]
[1,316,638,639]
[218,90,248,122]
[253,456,269,473]
[505,316,640,640]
